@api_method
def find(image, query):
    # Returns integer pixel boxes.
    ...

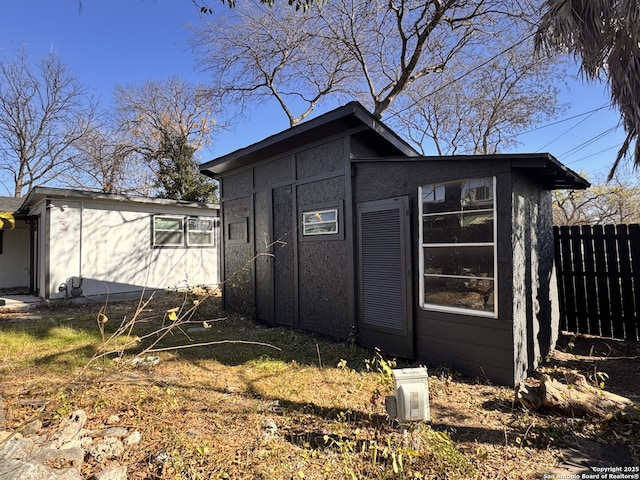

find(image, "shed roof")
[352,153,590,190]
[510,154,589,189]
[201,102,589,190]
[200,101,419,176]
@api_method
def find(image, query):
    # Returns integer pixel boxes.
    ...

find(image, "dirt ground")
[537,332,640,471]
[1,297,638,479]
[545,333,640,402]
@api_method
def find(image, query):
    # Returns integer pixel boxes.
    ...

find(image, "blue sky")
[0,0,629,191]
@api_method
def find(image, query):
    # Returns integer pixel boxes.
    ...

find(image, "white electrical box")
[386,367,430,423]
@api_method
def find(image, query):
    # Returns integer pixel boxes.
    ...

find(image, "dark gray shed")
[201,102,588,386]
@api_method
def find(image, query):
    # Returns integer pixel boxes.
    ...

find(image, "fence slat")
[559,226,578,332]
[581,225,600,336]
[617,225,636,341]
[628,225,640,341]
[570,225,589,334]
[593,225,612,337]
[605,224,625,338]
[553,226,568,332]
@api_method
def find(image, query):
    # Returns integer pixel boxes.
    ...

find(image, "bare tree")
[192,0,318,13]
[193,2,355,126]
[59,118,154,195]
[316,0,516,118]
[392,31,568,155]
[553,170,640,226]
[0,49,95,197]
[114,77,218,201]
[193,0,565,144]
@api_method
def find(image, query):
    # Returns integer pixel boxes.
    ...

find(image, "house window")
[154,216,184,247]
[419,176,497,316]
[302,209,339,236]
[153,215,218,248]
[187,217,217,247]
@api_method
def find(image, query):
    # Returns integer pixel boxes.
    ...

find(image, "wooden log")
[516,372,637,419]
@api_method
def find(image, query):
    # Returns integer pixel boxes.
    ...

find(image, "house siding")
[222,195,254,313]
[296,140,344,179]
[273,185,295,326]
[296,176,349,337]
[413,311,515,383]
[24,194,220,301]
[255,155,294,186]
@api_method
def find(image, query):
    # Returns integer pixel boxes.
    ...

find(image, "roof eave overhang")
[352,153,590,190]
[17,187,219,213]
[510,154,590,190]
[200,102,419,177]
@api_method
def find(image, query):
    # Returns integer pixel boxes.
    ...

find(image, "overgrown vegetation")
[0,293,637,479]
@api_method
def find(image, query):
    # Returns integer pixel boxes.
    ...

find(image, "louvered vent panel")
[361,209,404,330]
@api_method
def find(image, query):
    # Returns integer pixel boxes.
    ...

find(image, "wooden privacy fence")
[553,224,640,341]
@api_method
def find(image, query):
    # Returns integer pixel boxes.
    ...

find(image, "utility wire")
[535,108,602,152]
[560,126,619,159]
[564,143,620,167]
[380,23,623,173]
[385,34,618,165]
[386,32,537,120]
[517,103,611,136]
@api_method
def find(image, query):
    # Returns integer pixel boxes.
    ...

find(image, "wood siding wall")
[554,224,640,341]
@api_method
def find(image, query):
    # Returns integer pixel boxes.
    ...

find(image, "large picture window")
[419,177,496,316]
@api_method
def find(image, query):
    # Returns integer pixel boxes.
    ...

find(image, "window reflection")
[419,177,496,315]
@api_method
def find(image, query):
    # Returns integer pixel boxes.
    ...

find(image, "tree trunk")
[516,372,637,418]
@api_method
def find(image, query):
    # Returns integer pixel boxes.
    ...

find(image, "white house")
[0,187,219,302]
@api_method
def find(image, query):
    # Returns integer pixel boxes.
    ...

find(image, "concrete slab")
[0,295,42,310]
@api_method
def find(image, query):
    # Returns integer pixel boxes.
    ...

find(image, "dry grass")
[0,292,636,479]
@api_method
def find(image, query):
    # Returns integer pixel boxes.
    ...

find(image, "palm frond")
[536,0,640,174]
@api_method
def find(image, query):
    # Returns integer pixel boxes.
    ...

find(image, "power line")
[518,103,612,136]
[560,125,619,159]
[386,33,537,120]
[377,21,624,174]
[534,109,602,152]
[564,143,620,167]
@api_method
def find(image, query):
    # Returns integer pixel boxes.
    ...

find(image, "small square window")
[154,216,184,247]
[302,209,339,236]
[227,217,248,244]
